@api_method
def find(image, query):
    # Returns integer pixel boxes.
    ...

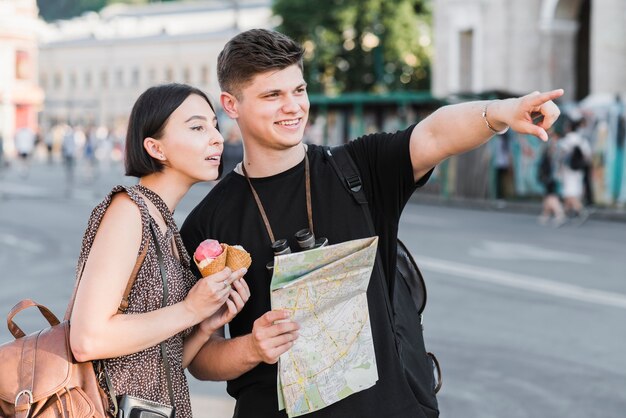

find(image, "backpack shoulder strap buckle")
[346,174,362,192]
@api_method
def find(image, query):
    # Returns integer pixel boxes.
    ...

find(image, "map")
[270,236,379,417]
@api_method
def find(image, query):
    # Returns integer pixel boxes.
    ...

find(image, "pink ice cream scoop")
[194,239,224,262]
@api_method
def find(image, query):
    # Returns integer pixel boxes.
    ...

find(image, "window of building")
[15,50,31,80]
[54,73,62,89]
[458,29,474,92]
[116,69,124,86]
[40,73,48,89]
[69,72,77,89]
[148,68,156,84]
[183,67,191,84]
[85,71,92,89]
[101,70,108,88]
[132,67,140,86]
[165,67,173,82]
[201,65,209,85]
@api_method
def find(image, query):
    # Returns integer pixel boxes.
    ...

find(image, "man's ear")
[143,137,164,161]
[221,92,239,119]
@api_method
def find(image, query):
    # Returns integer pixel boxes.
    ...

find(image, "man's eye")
[296,87,306,93]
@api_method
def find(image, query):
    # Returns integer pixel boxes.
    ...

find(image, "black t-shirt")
[181,126,435,418]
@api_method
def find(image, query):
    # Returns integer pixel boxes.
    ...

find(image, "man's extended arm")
[409,90,563,182]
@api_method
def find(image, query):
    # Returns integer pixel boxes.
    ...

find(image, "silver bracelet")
[482,102,509,135]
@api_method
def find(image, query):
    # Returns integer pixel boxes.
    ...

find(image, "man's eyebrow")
[259,83,307,96]
[184,115,208,122]
[259,88,282,96]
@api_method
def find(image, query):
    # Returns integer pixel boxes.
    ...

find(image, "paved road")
[1,161,625,417]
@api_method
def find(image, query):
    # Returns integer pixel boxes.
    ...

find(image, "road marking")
[0,233,44,253]
[418,256,626,309]
[468,241,592,263]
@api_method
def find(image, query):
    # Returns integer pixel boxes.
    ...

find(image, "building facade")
[38,0,272,130]
[433,0,626,101]
[0,0,44,154]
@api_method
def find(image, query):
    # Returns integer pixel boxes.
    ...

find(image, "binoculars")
[266,228,328,270]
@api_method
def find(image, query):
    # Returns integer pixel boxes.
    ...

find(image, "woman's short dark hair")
[217,29,304,98]
[125,83,219,177]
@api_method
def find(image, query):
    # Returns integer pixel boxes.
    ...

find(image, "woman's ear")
[220,92,239,119]
[143,137,165,161]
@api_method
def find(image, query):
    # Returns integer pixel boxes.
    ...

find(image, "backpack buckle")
[346,175,362,192]
[15,389,33,415]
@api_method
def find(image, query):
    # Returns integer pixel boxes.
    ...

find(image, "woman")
[70,83,250,417]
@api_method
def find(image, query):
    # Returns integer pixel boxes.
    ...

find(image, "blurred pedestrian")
[537,138,565,226]
[494,130,512,201]
[44,126,55,164]
[83,126,98,182]
[0,132,5,172]
[14,126,36,178]
[61,125,77,195]
[559,110,592,221]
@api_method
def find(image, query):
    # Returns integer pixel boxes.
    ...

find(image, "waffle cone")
[194,244,228,277]
[226,245,252,270]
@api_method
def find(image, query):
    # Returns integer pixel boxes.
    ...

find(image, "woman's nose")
[210,131,224,145]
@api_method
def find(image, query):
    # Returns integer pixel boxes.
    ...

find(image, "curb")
[409,193,626,223]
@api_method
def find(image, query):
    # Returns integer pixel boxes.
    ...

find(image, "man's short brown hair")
[217,29,304,98]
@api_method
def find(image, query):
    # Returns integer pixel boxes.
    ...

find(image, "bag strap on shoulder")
[107,221,175,415]
[324,145,398,335]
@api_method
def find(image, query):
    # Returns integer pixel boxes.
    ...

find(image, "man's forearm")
[410,99,520,180]
[188,333,261,381]
[428,100,505,157]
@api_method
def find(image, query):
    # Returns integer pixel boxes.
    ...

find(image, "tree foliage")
[273,0,432,94]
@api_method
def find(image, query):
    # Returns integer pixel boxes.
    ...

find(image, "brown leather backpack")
[0,241,148,418]
[0,300,109,418]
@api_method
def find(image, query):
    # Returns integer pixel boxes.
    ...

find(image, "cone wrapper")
[226,245,252,270]
[194,244,228,277]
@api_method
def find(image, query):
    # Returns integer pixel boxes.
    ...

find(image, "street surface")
[1,161,624,418]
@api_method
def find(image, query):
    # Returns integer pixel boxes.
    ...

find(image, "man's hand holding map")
[270,236,380,417]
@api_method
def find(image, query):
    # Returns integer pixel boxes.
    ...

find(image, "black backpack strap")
[324,146,369,207]
[324,145,398,335]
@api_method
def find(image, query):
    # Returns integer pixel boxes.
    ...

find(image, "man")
[180,29,562,418]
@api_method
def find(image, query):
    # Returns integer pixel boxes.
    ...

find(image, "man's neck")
[240,143,307,178]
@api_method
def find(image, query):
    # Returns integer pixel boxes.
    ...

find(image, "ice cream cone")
[194,244,228,277]
[226,245,252,270]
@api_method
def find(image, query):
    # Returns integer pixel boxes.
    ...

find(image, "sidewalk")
[409,193,626,223]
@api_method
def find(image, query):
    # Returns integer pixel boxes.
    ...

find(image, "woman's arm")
[70,193,240,362]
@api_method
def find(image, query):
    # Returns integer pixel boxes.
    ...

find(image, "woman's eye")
[191,126,205,131]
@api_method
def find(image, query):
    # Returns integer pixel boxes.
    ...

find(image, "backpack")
[324,146,442,404]
[568,144,585,170]
[0,299,110,418]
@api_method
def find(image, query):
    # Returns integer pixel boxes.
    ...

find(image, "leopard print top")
[75,184,196,417]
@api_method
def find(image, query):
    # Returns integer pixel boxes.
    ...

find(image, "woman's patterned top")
[75,184,197,417]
